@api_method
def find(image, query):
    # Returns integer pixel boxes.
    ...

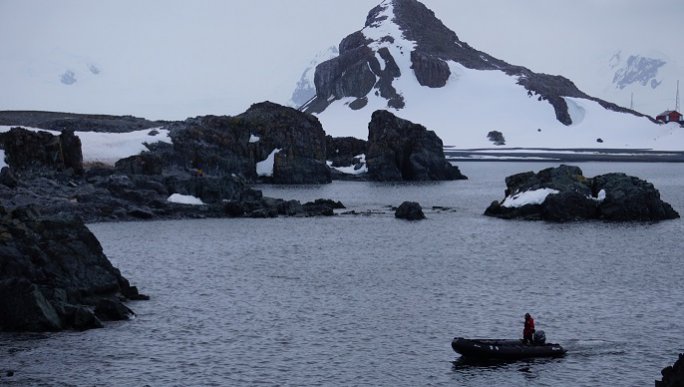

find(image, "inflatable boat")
[451,336,566,360]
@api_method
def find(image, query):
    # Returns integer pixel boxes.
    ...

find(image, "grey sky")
[0,0,682,119]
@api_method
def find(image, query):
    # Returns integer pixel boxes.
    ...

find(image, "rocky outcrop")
[395,201,425,220]
[167,102,330,184]
[657,353,684,387]
[305,27,404,113]
[0,206,147,332]
[0,127,83,175]
[326,136,367,167]
[485,165,679,222]
[366,110,467,181]
[0,164,343,223]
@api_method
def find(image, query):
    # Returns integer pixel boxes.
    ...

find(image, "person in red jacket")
[523,313,535,344]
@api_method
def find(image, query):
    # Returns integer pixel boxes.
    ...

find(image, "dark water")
[2,162,683,386]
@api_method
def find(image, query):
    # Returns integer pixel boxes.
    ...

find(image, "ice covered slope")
[588,50,684,118]
[304,0,683,150]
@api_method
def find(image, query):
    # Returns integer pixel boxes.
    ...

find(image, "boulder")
[0,205,147,331]
[366,110,467,181]
[395,201,426,220]
[485,165,679,222]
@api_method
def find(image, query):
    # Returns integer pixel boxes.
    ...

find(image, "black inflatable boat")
[451,337,566,360]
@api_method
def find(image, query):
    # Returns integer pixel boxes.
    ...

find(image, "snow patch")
[249,134,260,143]
[257,148,281,177]
[167,193,204,205]
[0,150,6,169]
[591,189,607,202]
[327,154,367,175]
[501,188,560,208]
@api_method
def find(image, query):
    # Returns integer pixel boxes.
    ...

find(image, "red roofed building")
[656,110,684,124]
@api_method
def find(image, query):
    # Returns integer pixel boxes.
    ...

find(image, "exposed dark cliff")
[0,206,147,331]
[366,110,466,181]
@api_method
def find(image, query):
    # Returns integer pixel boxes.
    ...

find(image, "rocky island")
[485,165,679,222]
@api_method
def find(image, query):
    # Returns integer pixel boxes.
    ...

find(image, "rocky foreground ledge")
[485,165,679,222]
[0,205,147,332]
[657,353,684,387]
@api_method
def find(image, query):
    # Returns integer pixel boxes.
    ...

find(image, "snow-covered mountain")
[587,50,682,117]
[300,0,684,150]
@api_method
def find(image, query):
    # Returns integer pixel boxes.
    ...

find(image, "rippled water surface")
[2,162,683,386]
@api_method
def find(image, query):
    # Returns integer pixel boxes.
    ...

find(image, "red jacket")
[524,317,535,337]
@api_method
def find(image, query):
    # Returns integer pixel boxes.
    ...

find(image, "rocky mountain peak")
[301,0,654,132]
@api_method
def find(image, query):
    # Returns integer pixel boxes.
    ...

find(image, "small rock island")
[485,165,679,222]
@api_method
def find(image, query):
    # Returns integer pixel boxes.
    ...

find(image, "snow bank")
[77,128,171,165]
[167,193,204,205]
[257,148,281,177]
[501,188,559,208]
[0,125,171,165]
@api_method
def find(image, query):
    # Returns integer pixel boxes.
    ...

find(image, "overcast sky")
[1,0,682,119]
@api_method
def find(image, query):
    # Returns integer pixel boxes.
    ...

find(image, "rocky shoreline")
[0,103,466,332]
[0,104,680,335]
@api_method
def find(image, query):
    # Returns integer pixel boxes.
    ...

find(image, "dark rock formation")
[395,201,425,220]
[0,206,147,332]
[592,173,681,221]
[167,102,330,184]
[326,136,367,167]
[303,0,655,124]
[485,165,679,222]
[0,127,83,175]
[0,167,18,188]
[115,152,163,175]
[366,110,467,181]
[657,353,684,387]
[0,110,165,133]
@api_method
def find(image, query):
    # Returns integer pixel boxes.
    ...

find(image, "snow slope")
[313,1,684,151]
[0,125,171,165]
[585,50,684,117]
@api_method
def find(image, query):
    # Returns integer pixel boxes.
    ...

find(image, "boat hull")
[451,337,566,360]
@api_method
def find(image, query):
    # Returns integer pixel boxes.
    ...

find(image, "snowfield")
[313,2,684,151]
[0,125,171,165]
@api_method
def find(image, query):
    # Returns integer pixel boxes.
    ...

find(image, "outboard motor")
[533,330,546,345]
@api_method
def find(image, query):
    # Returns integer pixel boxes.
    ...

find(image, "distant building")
[656,110,684,124]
